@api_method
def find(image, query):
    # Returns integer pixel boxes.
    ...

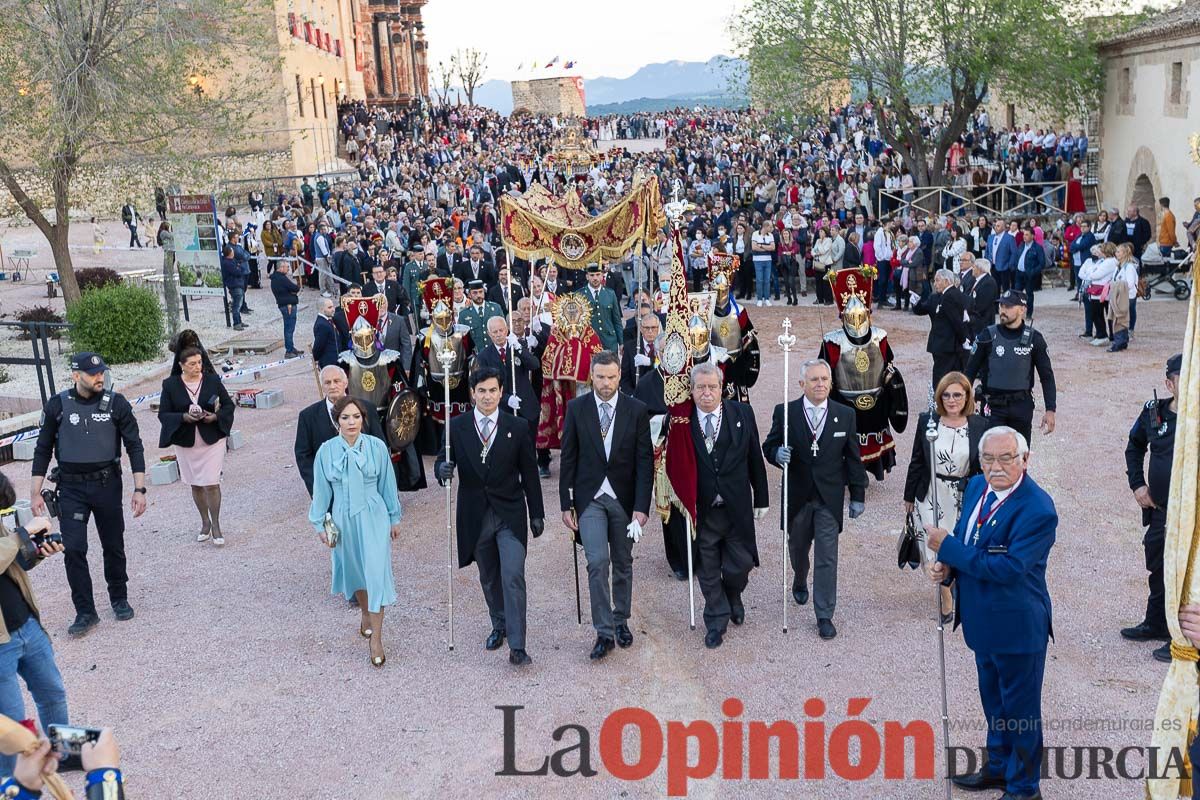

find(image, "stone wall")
[511,77,586,117]
[0,150,294,222]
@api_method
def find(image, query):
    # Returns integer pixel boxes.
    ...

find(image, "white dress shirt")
[802,396,828,440]
[965,475,1023,544]
[474,407,500,452]
[594,392,618,500]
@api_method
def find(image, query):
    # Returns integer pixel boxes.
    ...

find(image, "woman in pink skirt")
[158,344,235,544]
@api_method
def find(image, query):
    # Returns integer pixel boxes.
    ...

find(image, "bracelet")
[0,777,42,799]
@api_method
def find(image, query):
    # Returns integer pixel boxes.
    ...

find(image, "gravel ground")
[0,245,1192,797]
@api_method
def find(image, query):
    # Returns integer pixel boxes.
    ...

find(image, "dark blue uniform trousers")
[975,647,1046,795]
[59,476,128,616]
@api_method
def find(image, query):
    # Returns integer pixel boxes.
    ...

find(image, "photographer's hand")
[81,728,121,772]
[24,517,51,536]
[13,738,56,791]
[36,540,64,559]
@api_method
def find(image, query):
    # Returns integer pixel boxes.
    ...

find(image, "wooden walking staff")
[916,405,953,800]
[437,345,457,651]
[778,317,796,633]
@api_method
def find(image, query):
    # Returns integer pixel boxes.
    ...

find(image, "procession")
[4,0,1200,795]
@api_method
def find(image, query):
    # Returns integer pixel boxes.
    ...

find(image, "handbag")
[1085,283,1105,298]
[322,512,340,548]
[897,511,923,570]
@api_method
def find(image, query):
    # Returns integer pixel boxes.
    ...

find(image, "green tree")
[0,0,273,306]
[733,0,1107,192]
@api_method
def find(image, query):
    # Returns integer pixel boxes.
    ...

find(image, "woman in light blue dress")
[308,396,402,667]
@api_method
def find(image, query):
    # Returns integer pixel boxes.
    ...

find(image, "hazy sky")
[423,0,744,82]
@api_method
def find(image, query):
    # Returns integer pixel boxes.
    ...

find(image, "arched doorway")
[1132,173,1157,230]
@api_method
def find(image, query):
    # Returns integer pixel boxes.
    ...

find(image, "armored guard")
[707,253,760,403]
[818,268,907,481]
[412,277,474,455]
[340,294,426,491]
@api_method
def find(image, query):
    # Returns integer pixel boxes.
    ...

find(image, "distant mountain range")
[455,56,748,116]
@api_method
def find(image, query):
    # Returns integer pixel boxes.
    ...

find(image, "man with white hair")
[913,268,971,387]
[967,258,999,337]
[293,365,386,496]
[925,426,1057,800]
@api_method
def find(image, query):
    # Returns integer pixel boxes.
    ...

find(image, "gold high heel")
[360,627,373,639]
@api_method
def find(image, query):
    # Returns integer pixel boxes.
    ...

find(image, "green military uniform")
[582,285,623,353]
[458,300,504,351]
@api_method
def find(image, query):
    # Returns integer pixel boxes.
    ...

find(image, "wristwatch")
[133,487,147,494]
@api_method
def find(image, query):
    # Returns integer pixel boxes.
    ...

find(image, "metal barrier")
[0,321,69,405]
[876,181,1072,219]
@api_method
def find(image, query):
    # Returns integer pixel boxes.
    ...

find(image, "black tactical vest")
[55,391,118,464]
[984,324,1034,392]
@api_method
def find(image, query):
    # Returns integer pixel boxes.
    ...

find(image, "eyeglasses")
[941,391,967,400]
[980,453,1021,465]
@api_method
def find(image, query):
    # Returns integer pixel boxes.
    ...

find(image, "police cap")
[70,353,108,374]
[1166,353,1183,378]
[997,290,1027,307]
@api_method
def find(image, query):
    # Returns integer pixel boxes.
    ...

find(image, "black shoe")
[509,648,532,666]
[485,629,506,651]
[1121,622,1170,642]
[112,601,135,621]
[704,629,724,649]
[730,600,745,626]
[615,624,634,648]
[1153,643,1172,663]
[999,793,1042,800]
[67,614,99,638]
[589,636,616,660]
[672,569,688,582]
[285,350,303,358]
[792,587,809,606]
[233,323,247,331]
[242,308,254,315]
[817,618,837,640]
[538,466,550,479]
[951,769,1007,791]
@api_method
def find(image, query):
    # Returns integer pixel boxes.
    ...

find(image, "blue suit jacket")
[987,231,1017,273]
[938,473,1056,655]
[1014,241,1045,276]
[312,315,340,369]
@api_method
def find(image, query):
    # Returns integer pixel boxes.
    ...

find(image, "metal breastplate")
[56,393,119,463]
[345,360,393,410]
[429,329,468,390]
[710,312,743,357]
[828,330,885,410]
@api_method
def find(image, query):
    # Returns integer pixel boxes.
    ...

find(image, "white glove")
[909,291,921,305]
[753,507,769,521]
[507,395,522,411]
[506,333,521,350]
[962,340,972,351]
[634,353,651,367]
[530,316,543,333]
[626,518,643,543]
[525,334,538,348]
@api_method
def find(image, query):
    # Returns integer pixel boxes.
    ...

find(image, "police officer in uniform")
[963,290,1056,447]
[30,353,147,637]
[1122,352,1181,663]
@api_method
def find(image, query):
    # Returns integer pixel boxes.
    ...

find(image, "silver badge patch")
[995,345,1005,357]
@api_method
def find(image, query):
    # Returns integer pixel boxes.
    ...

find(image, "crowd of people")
[1,100,1194,798]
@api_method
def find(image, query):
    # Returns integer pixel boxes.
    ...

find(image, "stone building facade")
[353,0,430,109]
[1098,1,1200,231]
[511,77,587,117]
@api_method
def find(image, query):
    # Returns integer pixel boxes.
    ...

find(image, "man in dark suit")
[968,260,999,337]
[620,313,660,394]
[331,285,363,352]
[1011,227,1044,319]
[312,298,342,369]
[294,366,386,496]
[690,363,769,648]
[559,351,653,660]
[926,426,1057,800]
[913,268,972,387]
[334,239,366,288]
[486,265,526,313]
[453,244,496,288]
[434,367,544,667]
[379,310,412,375]
[987,219,1018,293]
[581,264,624,353]
[957,251,977,295]
[762,359,868,640]
[366,263,405,315]
[475,316,539,444]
